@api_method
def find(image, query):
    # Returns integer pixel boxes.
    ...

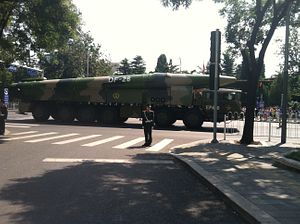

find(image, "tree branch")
[259,0,294,66]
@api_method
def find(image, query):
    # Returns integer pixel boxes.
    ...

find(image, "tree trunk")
[240,74,257,144]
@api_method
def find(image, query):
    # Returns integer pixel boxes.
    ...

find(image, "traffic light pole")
[212,30,220,143]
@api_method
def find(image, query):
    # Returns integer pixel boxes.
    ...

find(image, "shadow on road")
[0,157,244,224]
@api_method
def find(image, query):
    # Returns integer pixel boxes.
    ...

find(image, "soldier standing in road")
[142,105,154,146]
[0,99,8,135]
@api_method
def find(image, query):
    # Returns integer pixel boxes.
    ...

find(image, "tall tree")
[278,27,300,101]
[155,54,169,72]
[130,55,146,74]
[162,0,298,144]
[221,49,235,76]
[168,59,180,73]
[118,58,131,75]
[39,32,112,79]
[0,0,80,65]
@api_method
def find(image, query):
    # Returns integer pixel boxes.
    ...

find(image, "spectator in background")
[0,99,8,135]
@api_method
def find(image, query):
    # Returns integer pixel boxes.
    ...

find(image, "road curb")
[170,153,281,224]
[273,155,300,171]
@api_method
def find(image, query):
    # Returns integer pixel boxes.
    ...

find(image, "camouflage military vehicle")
[9,73,241,129]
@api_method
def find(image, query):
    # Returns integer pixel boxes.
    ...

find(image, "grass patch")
[285,151,300,162]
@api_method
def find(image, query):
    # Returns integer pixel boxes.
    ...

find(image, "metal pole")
[224,114,226,140]
[281,4,290,144]
[268,117,271,142]
[212,29,220,143]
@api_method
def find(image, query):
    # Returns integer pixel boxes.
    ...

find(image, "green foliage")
[0,0,81,65]
[268,73,291,106]
[118,58,131,75]
[130,55,146,74]
[39,32,112,79]
[155,54,169,72]
[118,56,146,75]
[161,0,193,9]
[221,49,235,76]
[168,59,180,73]
[285,151,300,162]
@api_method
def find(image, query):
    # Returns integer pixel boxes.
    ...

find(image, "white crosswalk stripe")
[11,131,39,135]
[6,123,40,128]
[146,139,174,152]
[3,132,58,141]
[52,135,102,145]
[82,136,124,147]
[6,125,31,128]
[4,130,175,151]
[25,133,80,143]
[113,137,145,149]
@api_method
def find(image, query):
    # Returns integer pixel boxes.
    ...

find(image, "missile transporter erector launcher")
[9,73,241,129]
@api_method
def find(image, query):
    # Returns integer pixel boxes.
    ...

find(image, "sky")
[72,0,284,77]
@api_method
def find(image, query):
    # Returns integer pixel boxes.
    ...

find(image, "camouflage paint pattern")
[10,73,238,107]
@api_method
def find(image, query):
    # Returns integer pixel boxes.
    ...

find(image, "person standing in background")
[0,99,8,135]
[142,105,154,146]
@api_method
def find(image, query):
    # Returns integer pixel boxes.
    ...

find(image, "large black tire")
[56,106,75,122]
[32,104,50,122]
[183,110,204,129]
[100,108,119,124]
[118,116,128,123]
[155,110,174,127]
[76,106,96,122]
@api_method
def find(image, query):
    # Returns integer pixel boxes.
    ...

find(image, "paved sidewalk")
[170,138,300,224]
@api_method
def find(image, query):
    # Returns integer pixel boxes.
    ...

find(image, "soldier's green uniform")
[142,105,154,146]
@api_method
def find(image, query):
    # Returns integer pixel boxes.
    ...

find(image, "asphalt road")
[0,112,246,224]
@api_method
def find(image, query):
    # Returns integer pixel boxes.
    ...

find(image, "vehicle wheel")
[101,108,119,124]
[76,106,96,122]
[155,110,173,127]
[56,106,75,122]
[32,104,50,122]
[183,110,204,129]
[118,116,128,123]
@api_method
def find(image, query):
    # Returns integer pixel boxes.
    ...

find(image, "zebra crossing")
[1,130,176,152]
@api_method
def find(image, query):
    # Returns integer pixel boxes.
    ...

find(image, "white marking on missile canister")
[52,135,102,145]
[145,139,174,152]
[25,133,79,143]
[82,136,124,147]
[3,132,58,141]
[113,137,145,149]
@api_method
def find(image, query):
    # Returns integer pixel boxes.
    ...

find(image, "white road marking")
[6,122,40,127]
[43,158,174,164]
[11,131,39,135]
[52,135,102,145]
[25,133,80,143]
[113,137,145,149]
[146,139,174,152]
[82,136,124,147]
[6,125,31,128]
[3,132,58,141]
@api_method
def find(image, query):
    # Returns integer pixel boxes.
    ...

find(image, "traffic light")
[209,30,221,90]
